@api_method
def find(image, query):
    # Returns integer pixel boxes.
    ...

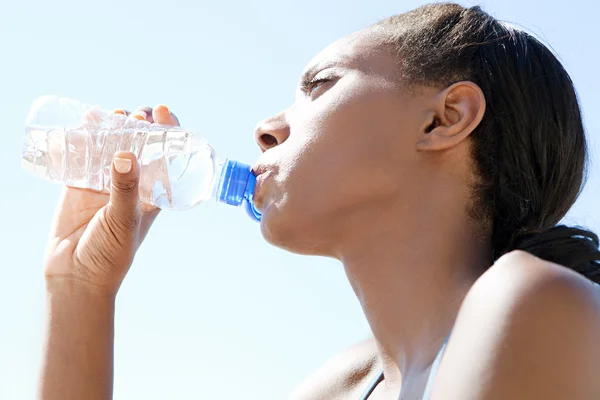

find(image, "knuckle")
[111,178,138,196]
[134,106,154,123]
[119,209,141,232]
[104,206,141,241]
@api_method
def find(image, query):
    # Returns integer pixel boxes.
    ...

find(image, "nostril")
[260,134,278,148]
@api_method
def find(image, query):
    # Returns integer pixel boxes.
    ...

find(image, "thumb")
[107,151,142,234]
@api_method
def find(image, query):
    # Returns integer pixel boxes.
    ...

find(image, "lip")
[253,169,273,198]
[251,163,275,204]
[251,164,268,177]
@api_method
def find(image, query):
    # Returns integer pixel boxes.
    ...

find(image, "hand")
[44,105,180,296]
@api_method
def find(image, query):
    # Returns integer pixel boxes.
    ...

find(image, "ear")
[416,81,486,151]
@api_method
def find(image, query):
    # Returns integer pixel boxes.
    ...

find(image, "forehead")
[301,29,397,79]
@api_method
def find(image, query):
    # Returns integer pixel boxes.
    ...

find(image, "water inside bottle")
[22,124,219,210]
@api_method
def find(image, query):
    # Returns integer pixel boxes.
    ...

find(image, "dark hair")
[374,3,600,282]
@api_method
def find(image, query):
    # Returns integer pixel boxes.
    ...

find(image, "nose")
[254,110,291,152]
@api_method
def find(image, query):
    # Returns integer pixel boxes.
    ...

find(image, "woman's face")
[252,29,435,255]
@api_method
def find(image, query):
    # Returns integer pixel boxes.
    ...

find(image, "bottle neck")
[212,159,262,222]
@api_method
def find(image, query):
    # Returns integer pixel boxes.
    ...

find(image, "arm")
[39,281,115,400]
[38,106,179,400]
[431,250,600,400]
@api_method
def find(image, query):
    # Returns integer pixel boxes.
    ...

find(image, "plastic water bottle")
[21,95,262,221]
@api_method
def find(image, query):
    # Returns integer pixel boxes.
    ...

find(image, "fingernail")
[132,111,147,120]
[114,157,132,174]
[113,109,126,115]
[156,104,169,113]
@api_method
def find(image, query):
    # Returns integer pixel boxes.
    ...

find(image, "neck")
[333,195,490,388]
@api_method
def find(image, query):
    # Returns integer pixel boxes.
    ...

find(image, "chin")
[259,205,333,257]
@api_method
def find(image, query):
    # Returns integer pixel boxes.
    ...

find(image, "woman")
[39,3,600,400]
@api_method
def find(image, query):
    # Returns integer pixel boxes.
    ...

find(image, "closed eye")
[301,77,333,96]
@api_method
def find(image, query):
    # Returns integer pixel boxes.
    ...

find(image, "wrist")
[45,276,117,304]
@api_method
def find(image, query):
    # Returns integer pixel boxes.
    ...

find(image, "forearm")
[39,280,116,400]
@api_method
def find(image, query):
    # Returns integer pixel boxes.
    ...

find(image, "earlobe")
[417,82,486,152]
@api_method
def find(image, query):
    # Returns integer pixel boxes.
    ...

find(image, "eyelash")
[301,77,332,95]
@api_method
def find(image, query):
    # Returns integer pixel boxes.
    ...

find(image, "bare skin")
[39,28,600,400]
[290,338,382,400]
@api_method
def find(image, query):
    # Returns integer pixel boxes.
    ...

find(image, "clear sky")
[1,0,599,398]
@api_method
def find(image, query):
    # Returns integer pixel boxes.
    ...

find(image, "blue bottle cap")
[216,159,262,222]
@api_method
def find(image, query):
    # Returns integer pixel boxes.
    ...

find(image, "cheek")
[278,86,417,216]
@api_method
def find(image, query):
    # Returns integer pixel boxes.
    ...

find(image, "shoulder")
[289,338,381,400]
[472,250,600,316]
[431,250,600,400]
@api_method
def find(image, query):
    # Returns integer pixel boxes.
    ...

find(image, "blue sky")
[1,0,599,398]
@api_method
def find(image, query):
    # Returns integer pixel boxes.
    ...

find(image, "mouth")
[251,164,267,177]
[251,164,274,200]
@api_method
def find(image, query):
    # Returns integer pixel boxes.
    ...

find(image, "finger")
[132,111,146,120]
[106,151,142,238]
[152,104,180,126]
[112,108,130,116]
[82,108,105,129]
[133,106,154,123]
